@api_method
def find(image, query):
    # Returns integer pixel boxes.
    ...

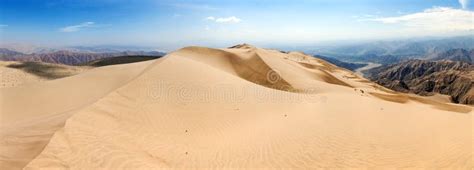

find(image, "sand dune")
[0,61,88,88]
[0,62,43,88]
[0,60,155,169]
[1,45,472,169]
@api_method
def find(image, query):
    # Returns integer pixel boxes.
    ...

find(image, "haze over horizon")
[0,0,473,50]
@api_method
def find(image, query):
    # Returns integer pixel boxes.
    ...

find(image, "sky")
[0,0,473,50]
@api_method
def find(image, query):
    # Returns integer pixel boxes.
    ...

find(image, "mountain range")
[0,48,165,65]
[310,36,474,65]
[366,60,473,105]
[0,44,166,54]
[427,48,474,64]
[307,37,474,105]
[313,55,367,71]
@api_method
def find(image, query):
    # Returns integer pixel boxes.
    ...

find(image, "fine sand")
[0,61,88,88]
[1,45,472,169]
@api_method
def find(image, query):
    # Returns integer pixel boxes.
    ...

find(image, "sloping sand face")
[1,45,472,169]
[0,63,43,88]
[0,61,88,88]
[0,61,156,169]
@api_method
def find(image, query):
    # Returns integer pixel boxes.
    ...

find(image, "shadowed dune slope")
[0,61,89,88]
[1,45,472,169]
[82,55,161,67]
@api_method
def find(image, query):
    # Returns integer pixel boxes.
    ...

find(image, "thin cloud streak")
[205,16,242,23]
[60,22,95,32]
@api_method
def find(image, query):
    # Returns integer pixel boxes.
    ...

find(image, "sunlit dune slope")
[0,60,156,169]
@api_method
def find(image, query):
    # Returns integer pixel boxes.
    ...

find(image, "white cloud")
[205,16,216,21]
[216,16,242,23]
[205,16,242,23]
[459,0,469,9]
[365,7,474,32]
[60,22,95,32]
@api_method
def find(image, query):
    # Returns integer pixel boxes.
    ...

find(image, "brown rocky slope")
[366,59,473,105]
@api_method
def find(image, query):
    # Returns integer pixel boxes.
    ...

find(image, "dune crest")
[1,45,472,169]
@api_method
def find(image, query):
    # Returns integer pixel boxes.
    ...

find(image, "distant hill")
[313,55,367,71]
[311,36,474,65]
[0,50,165,66]
[0,44,165,54]
[0,48,24,57]
[316,36,474,58]
[351,54,407,65]
[82,55,161,67]
[366,59,473,105]
[427,49,474,64]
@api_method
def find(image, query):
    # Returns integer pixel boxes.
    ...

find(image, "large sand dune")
[1,45,472,169]
[0,61,154,168]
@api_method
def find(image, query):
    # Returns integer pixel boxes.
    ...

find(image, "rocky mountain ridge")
[366,59,473,105]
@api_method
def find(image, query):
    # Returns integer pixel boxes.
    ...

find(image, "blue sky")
[0,0,472,50]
